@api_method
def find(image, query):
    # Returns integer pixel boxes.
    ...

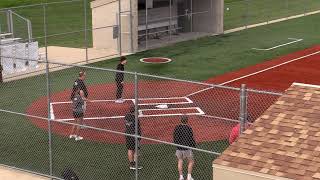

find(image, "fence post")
[134,72,139,180]
[27,20,32,42]
[145,0,148,49]
[169,0,172,41]
[239,84,247,134]
[118,0,122,56]
[7,10,13,38]
[43,4,53,176]
[129,0,134,53]
[244,0,249,29]
[84,0,88,63]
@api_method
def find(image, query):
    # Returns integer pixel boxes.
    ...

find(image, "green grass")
[0,1,320,179]
[224,0,320,30]
[1,0,319,48]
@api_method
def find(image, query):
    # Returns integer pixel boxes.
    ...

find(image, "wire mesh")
[0,112,50,175]
[0,11,8,34]
[50,120,130,179]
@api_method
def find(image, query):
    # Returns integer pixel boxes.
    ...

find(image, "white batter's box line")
[138,97,193,105]
[50,97,190,105]
[252,38,303,51]
[55,115,126,122]
[139,107,205,117]
[51,99,135,105]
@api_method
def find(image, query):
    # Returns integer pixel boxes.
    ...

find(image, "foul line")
[252,38,303,51]
[187,50,320,97]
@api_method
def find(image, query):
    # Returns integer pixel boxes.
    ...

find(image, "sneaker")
[129,162,135,170]
[80,124,87,129]
[69,134,76,139]
[115,99,125,103]
[187,177,194,180]
[75,136,83,141]
[129,162,143,170]
[179,177,184,180]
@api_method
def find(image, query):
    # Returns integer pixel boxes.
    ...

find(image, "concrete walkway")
[0,165,51,180]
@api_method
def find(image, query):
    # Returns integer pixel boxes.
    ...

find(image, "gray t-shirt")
[72,93,84,113]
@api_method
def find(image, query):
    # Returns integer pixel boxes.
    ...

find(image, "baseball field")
[0,0,320,179]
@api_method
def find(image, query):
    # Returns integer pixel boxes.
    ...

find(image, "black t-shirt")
[125,113,141,136]
[173,124,196,150]
[115,63,124,83]
[70,78,88,99]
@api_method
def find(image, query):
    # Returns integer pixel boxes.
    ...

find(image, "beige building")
[213,83,320,180]
[90,0,224,53]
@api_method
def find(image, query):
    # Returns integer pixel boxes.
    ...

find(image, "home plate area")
[50,97,205,121]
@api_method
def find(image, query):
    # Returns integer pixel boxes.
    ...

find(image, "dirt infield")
[26,45,320,144]
[26,81,237,144]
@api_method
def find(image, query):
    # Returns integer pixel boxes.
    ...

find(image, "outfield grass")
[1,0,319,48]
[0,4,319,180]
[224,0,320,30]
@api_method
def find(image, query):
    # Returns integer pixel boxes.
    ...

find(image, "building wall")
[192,0,223,34]
[91,0,138,53]
[213,165,292,180]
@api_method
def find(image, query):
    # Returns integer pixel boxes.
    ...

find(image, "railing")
[5,10,32,42]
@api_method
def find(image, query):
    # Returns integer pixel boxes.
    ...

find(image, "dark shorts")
[73,111,84,118]
[126,136,140,150]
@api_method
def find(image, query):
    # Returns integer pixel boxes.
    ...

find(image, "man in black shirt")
[115,56,127,103]
[71,71,88,100]
[125,106,142,170]
[173,116,196,180]
[70,71,88,128]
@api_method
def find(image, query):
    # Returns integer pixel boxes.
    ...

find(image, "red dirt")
[26,45,320,144]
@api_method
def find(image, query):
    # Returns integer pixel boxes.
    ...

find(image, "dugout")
[91,0,223,53]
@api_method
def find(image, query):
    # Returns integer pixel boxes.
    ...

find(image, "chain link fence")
[0,55,282,179]
[0,0,317,179]
[0,0,318,81]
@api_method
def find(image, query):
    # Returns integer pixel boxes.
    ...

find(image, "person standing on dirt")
[69,88,87,141]
[70,71,89,128]
[115,56,127,103]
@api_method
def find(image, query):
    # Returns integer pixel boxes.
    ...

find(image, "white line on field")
[51,97,188,105]
[252,38,303,51]
[139,97,192,105]
[139,107,200,111]
[187,50,320,97]
[50,103,55,120]
[55,108,204,121]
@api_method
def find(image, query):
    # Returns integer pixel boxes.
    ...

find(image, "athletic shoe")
[187,177,194,180]
[115,99,125,103]
[69,134,76,139]
[179,177,184,180]
[80,124,87,129]
[75,136,83,141]
[129,162,143,170]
